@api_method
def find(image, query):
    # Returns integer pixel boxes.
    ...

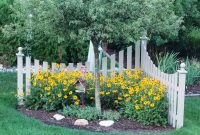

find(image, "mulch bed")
[17,106,172,134]
[186,81,200,95]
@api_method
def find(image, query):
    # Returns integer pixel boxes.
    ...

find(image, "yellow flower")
[56,63,60,68]
[107,84,111,88]
[150,103,155,108]
[106,92,110,95]
[90,97,94,100]
[63,88,67,91]
[121,85,126,89]
[118,97,122,100]
[33,81,36,87]
[135,105,140,110]
[47,92,51,95]
[114,100,118,104]
[124,94,130,98]
[57,93,62,97]
[63,80,67,85]
[129,87,134,95]
[74,101,79,105]
[69,91,73,95]
[40,94,43,97]
[73,95,78,100]
[112,90,118,93]
[99,91,105,95]
[64,95,68,99]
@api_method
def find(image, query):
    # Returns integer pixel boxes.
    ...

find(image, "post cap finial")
[140,31,148,40]
[180,63,186,69]
[178,62,187,74]
[16,47,24,56]
[18,47,23,52]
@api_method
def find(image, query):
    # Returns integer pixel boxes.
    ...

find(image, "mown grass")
[0,73,199,135]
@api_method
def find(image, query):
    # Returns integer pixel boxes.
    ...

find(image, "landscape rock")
[99,120,114,127]
[74,119,89,126]
[53,114,65,121]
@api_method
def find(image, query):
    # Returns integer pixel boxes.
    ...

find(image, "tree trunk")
[91,35,101,112]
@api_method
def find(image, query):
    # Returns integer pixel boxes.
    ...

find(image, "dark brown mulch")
[17,106,172,134]
[186,81,200,95]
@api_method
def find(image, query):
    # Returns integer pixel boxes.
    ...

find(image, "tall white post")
[26,56,31,96]
[176,63,187,129]
[16,47,24,105]
[140,34,148,70]
[135,40,140,69]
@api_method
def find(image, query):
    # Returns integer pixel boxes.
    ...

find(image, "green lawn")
[0,73,200,135]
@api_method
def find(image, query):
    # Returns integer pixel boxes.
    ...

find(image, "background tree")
[1,0,183,110]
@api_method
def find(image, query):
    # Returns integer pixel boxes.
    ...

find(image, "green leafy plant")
[102,110,121,120]
[185,58,200,86]
[156,52,179,73]
[62,105,101,120]
[121,96,168,126]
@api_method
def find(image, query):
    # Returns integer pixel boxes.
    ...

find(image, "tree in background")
[1,0,182,110]
[173,0,200,57]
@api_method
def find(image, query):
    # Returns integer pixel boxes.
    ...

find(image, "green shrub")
[62,105,101,120]
[185,58,200,86]
[156,52,179,73]
[102,110,121,120]
[62,105,121,121]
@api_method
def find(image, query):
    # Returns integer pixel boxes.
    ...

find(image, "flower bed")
[25,69,168,126]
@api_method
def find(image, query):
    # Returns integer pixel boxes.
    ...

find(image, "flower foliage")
[25,68,168,125]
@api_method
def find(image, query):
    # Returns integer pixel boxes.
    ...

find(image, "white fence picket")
[102,57,107,80]
[76,63,82,71]
[26,57,31,96]
[135,40,141,69]
[43,61,48,71]
[127,46,132,69]
[111,54,116,72]
[60,63,66,71]
[34,59,40,74]
[52,63,56,72]
[119,50,124,73]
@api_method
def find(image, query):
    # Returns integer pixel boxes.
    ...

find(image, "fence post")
[140,34,148,70]
[135,40,141,69]
[176,63,187,129]
[26,56,31,96]
[16,47,24,105]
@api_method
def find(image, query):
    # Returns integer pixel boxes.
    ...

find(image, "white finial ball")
[18,47,23,52]
[29,14,33,18]
[180,63,186,69]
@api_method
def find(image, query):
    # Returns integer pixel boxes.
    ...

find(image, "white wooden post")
[119,50,124,73]
[111,54,116,72]
[43,61,48,71]
[135,40,141,69]
[60,63,66,71]
[102,57,107,80]
[127,46,132,69]
[140,34,148,71]
[52,63,56,72]
[68,63,74,71]
[34,59,39,74]
[26,56,31,96]
[16,47,24,105]
[176,63,187,129]
[77,63,82,71]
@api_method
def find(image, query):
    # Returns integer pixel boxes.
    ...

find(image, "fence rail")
[16,35,187,129]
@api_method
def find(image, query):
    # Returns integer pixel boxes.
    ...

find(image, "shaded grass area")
[0,73,199,135]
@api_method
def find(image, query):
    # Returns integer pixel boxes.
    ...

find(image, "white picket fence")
[16,35,187,129]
